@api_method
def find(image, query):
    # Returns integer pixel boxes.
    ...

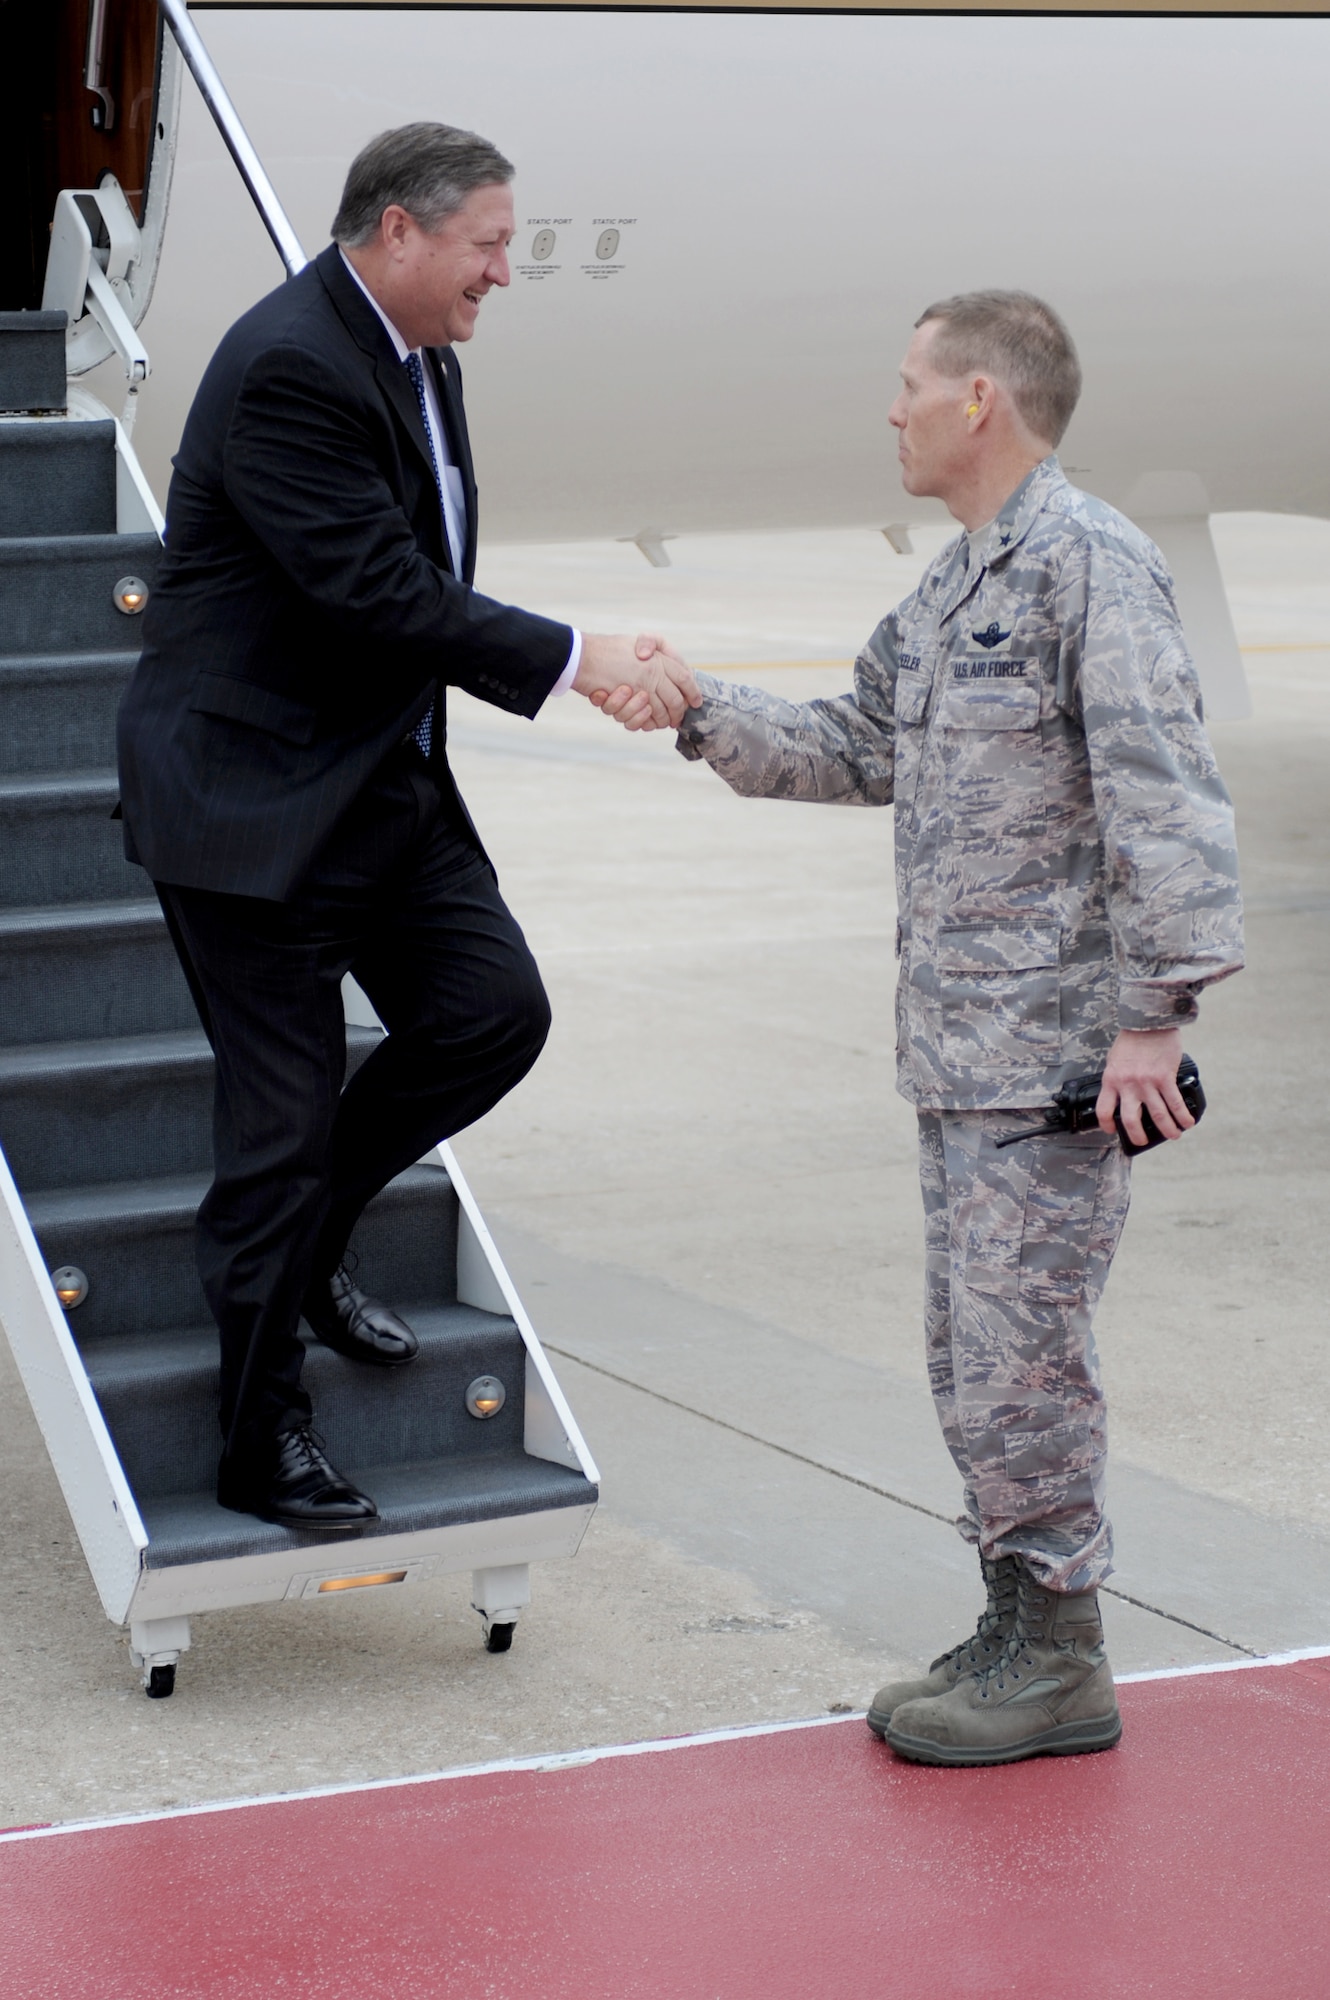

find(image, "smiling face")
[887,320,978,503]
[385,181,515,348]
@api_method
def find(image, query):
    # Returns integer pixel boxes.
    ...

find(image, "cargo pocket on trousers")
[1015,1129,1114,1304]
[1003,1420,1093,1483]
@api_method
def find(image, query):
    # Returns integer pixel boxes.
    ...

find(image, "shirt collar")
[934,457,1066,625]
[967,455,1065,572]
[338,248,414,365]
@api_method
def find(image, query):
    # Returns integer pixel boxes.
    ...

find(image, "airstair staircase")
[0,312,598,1698]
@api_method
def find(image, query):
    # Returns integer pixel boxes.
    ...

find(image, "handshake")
[572,633,700,732]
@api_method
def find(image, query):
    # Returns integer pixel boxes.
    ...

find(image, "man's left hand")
[1096,1027,1195,1146]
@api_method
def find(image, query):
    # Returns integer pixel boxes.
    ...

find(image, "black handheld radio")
[994,1056,1206,1156]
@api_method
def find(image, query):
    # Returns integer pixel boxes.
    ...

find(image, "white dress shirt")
[339,249,580,693]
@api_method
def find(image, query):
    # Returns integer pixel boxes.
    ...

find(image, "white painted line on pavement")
[4,1643,1326,1845]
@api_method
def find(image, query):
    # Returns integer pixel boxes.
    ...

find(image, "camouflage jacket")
[677,457,1244,1109]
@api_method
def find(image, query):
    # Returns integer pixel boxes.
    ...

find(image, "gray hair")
[331,122,514,245]
[915,290,1082,447]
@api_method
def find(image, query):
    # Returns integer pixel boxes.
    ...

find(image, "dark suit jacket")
[117,244,572,900]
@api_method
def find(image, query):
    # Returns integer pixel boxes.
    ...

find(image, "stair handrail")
[157,0,308,278]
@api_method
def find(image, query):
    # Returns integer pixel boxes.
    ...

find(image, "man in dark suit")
[117,123,696,1535]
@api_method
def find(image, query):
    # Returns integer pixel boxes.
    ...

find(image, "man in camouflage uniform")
[609,291,1244,1764]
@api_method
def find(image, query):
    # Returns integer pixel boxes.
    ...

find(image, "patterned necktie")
[403,350,443,759]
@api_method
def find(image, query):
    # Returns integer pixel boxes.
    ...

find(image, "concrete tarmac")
[1,516,1326,1826]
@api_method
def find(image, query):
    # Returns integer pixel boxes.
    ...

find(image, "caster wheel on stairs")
[484,1622,515,1654]
[145,1663,176,1699]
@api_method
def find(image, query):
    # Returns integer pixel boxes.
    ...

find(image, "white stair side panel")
[0,1145,147,1622]
[63,388,168,534]
[113,413,166,534]
[440,1141,600,1487]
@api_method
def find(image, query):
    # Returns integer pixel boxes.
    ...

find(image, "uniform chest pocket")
[936,668,1045,840]
[892,670,931,810]
[938,672,1039,731]
[894,672,930,727]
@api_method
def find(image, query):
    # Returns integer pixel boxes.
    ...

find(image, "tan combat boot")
[884,1561,1122,1765]
[866,1554,1020,1739]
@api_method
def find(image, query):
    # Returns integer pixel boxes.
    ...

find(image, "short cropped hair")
[915,290,1082,446]
[331,123,514,245]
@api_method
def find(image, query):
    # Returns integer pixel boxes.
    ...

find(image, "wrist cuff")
[549,629,582,698]
[1117,983,1201,1031]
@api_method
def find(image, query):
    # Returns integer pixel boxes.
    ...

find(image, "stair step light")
[50,1265,88,1309]
[466,1374,506,1419]
[317,1571,409,1594]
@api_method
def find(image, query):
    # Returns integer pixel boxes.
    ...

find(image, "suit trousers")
[156,744,551,1467]
[918,1108,1132,1594]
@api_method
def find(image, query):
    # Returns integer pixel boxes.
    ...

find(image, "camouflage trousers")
[918,1109,1132,1594]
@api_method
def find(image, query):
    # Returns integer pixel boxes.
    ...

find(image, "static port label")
[516,219,636,280]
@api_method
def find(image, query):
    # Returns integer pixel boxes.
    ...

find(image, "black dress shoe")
[218,1425,378,1534]
[302,1262,419,1367]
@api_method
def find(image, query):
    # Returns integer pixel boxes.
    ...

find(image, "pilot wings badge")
[971,620,1013,650]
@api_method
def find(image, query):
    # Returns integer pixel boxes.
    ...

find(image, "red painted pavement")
[3,1659,1329,1999]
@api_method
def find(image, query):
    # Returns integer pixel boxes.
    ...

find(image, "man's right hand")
[574,634,699,730]
[1096,1026,1194,1148]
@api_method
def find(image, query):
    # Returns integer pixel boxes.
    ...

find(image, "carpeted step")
[0,312,67,414]
[0,1023,382,1193]
[30,1161,458,1344]
[0,899,196,1045]
[0,419,116,537]
[0,771,143,906]
[0,652,138,775]
[86,1303,533,1505]
[0,1028,214,1191]
[138,1453,597,1570]
[0,532,160,656]
[28,1172,211,1341]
